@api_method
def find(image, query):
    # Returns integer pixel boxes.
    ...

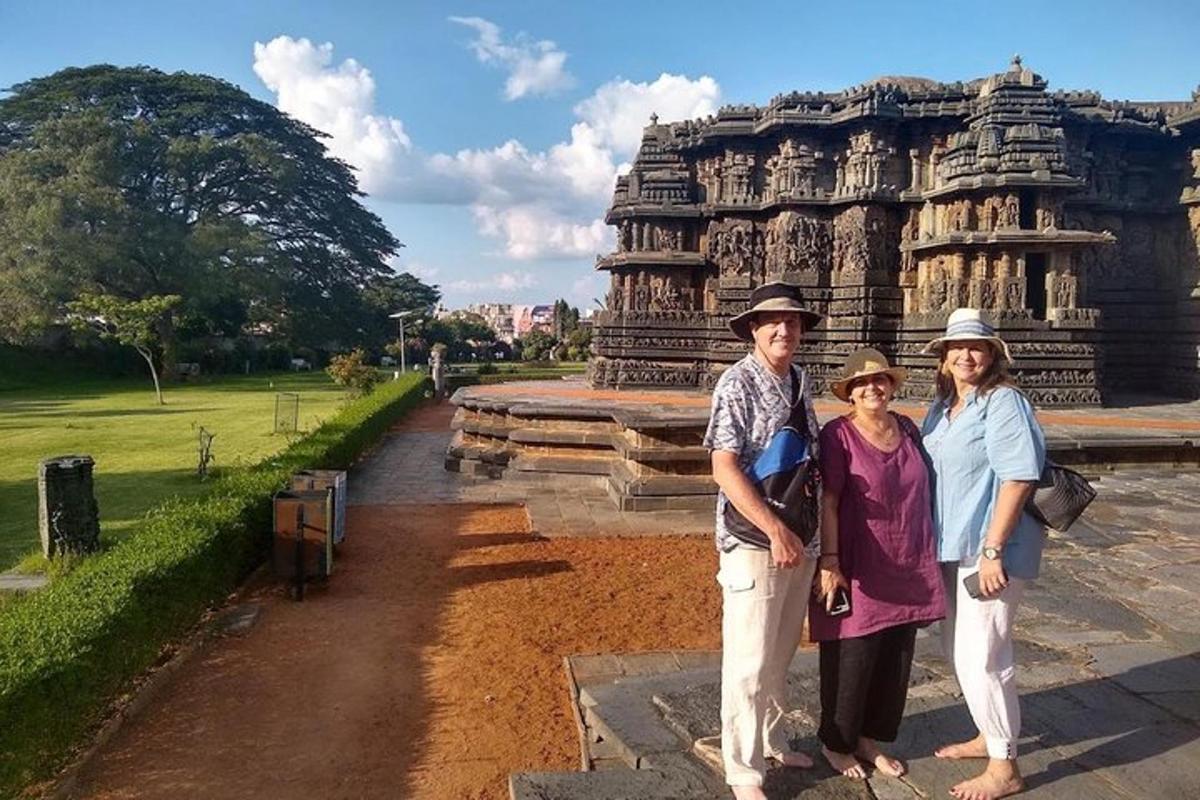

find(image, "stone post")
[430,348,447,398]
[37,455,100,558]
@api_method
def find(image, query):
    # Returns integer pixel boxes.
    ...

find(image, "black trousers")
[817,623,918,753]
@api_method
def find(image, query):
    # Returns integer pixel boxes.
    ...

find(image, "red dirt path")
[72,503,722,799]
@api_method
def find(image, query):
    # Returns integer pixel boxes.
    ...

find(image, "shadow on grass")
[11,408,195,420]
[0,468,211,572]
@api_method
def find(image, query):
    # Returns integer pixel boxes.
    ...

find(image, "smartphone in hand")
[963,569,1007,600]
[828,586,851,616]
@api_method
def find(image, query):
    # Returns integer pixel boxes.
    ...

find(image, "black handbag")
[1026,460,1096,531]
[723,368,820,549]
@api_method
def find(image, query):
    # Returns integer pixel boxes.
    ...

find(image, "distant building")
[530,305,555,333]
[465,303,516,343]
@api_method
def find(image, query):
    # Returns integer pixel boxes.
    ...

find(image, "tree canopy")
[0,65,406,367]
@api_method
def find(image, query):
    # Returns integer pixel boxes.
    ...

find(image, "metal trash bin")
[37,455,101,558]
[272,488,334,600]
[289,470,347,545]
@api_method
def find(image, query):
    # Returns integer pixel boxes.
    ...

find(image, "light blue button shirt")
[921,386,1047,579]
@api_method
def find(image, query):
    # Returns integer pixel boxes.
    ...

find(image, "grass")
[0,371,350,571]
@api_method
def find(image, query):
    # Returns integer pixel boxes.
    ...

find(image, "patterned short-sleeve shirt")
[703,354,822,555]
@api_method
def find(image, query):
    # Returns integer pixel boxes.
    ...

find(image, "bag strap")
[786,366,809,432]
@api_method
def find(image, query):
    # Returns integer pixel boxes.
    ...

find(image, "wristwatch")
[982,545,1003,560]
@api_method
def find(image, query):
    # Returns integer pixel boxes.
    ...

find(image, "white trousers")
[718,546,817,786]
[940,563,1026,761]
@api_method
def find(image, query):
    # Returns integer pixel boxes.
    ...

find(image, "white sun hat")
[922,308,1013,363]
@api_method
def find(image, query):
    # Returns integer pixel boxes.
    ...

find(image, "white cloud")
[447,269,538,293]
[251,37,720,267]
[570,272,606,304]
[428,74,719,260]
[253,36,411,197]
[575,73,721,153]
[449,16,573,100]
[473,205,611,260]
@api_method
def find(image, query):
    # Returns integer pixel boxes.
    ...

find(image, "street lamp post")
[388,309,421,374]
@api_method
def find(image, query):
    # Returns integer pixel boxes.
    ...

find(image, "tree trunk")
[136,345,165,405]
[156,314,179,382]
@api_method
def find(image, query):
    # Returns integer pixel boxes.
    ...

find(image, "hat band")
[944,319,997,339]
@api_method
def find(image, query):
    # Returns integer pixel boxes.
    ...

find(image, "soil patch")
[72,503,722,799]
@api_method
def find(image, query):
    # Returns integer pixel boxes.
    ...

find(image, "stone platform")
[512,470,1200,799]
[447,379,1200,513]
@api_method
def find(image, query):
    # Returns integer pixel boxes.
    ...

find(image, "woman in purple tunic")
[811,349,947,779]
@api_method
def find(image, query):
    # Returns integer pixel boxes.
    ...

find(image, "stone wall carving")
[715,149,757,203]
[764,211,832,276]
[837,131,897,196]
[592,60,1200,401]
[707,219,764,279]
[834,205,896,275]
[765,139,823,199]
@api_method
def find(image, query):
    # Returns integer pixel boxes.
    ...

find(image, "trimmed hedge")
[0,373,429,795]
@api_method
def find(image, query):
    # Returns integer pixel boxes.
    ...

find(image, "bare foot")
[855,737,906,777]
[949,762,1023,800]
[936,733,988,759]
[730,785,768,800]
[770,749,814,769]
[821,745,866,780]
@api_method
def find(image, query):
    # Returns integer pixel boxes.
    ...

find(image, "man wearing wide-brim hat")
[702,282,824,797]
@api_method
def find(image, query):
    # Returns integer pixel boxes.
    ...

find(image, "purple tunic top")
[808,414,946,641]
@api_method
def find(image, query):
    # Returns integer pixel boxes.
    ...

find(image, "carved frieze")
[593,64,1198,404]
[765,138,823,200]
[833,205,896,275]
[707,219,764,279]
[837,130,898,197]
[716,149,758,203]
[764,211,832,276]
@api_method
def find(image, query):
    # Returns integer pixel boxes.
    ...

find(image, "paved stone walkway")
[516,470,1200,799]
[350,402,711,537]
[353,398,1200,798]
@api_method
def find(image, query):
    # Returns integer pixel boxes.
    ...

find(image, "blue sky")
[2,0,1199,309]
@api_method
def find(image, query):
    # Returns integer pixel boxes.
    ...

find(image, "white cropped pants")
[718,546,817,786]
[940,563,1027,761]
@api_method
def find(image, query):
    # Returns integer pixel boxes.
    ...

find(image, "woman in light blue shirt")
[919,309,1045,800]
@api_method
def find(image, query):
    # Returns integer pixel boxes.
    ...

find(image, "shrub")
[0,373,429,795]
[326,348,381,395]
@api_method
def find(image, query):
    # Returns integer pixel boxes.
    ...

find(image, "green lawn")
[0,372,350,570]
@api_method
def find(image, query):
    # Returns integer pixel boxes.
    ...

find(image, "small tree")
[520,330,556,362]
[565,326,592,361]
[68,292,182,404]
[326,348,381,395]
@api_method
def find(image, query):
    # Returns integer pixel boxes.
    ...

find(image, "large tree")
[0,65,400,369]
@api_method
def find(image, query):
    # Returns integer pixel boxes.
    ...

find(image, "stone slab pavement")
[517,470,1200,799]
[349,402,711,537]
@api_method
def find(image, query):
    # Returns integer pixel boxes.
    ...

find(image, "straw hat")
[728,282,823,342]
[830,348,908,402]
[922,308,1013,363]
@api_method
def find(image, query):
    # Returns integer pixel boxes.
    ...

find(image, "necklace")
[851,412,899,447]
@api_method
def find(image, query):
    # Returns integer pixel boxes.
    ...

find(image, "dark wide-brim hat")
[728,282,823,342]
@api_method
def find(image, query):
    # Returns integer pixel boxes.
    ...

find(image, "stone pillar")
[430,349,447,397]
[37,455,100,558]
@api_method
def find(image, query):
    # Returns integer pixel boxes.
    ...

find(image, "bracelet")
[819,552,839,560]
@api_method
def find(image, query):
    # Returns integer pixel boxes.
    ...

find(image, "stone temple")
[589,58,1200,404]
